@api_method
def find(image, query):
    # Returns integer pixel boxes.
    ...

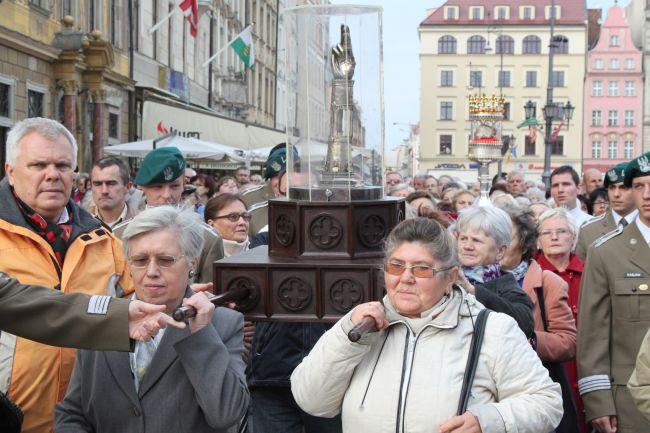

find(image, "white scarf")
[223,238,250,257]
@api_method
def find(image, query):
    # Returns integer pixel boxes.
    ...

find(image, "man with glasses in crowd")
[576,162,637,260]
[113,147,223,284]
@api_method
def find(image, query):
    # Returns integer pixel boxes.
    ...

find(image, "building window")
[496,35,514,54]
[497,7,507,19]
[595,58,604,69]
[625,80,635,96]
[524,136,535,155]
[503,102,511,120]
[0,83,10,118]
[469,71,482,88]
[610,58,619,69]
[108,112,119,140]
[498,70,511,87]
[551,71,565,87]
[440,135,452,154]
[608,81,619,96]
[592,110,602,126]
[610,34,620,46]
[608,140,617,159]
[624,140,634,159]
[591,141,601,158]
[526,71,537,87]
[29,0,48,9]
[522,35,541,54]
[61,0,72,17]
[626,58,635,69]
[523,6,533,19]
[551,136,563,155]
[445,7,457,20]
[109,0,117,46]
[27,89,44,118]
[440,101,453,120]
[551,36,569,54]
[440,70,454,87]
[608,110,618,126]
[438,35,457,54]
[548,5,560,19]
[625,110,634,126]
[470,7,482,19]
[592,80,602,96]
[467,35,486,54]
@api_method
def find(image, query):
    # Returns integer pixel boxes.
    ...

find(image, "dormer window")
[545,5,561,19]
[521,6,534,19]
[470,6,483,20]
[496,6,508,19]
[610,34,620,46]
[444,6,459,20]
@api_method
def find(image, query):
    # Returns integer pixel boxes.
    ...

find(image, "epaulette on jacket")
[593,225,624,248]
[242,184,264,195]
[249,201,268,212]
[581,213,606,228]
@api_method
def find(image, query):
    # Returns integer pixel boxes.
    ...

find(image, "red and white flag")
[179,0,198,38]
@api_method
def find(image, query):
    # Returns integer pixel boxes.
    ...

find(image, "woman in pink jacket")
[500,205,578,433]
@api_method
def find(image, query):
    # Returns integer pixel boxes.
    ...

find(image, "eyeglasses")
[385,261,454,278]
[538,229,571,238]
[593,200,609,206]
[214,212,252,222]
[128,254,186,268]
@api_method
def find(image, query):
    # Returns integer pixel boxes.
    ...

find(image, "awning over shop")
[142,98,286,152]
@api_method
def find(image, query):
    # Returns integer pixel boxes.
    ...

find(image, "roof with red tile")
[420,0,587,26]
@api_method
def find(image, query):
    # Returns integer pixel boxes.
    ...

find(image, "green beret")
[604,162,627,187]
[135,147,186,186]
[264,145,299,180]
[624,151,650,187]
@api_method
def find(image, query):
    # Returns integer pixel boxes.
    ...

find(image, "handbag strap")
[534,285,549,332]
[457,308,491,416]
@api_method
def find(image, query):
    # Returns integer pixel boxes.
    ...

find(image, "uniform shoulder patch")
[581,213,605,228]
[593,225,624,248]
[241,185,264,196]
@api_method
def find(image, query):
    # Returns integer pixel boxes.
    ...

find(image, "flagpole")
[202,23,254,67]
[149,1,182,34]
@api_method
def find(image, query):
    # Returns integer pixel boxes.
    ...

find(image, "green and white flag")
[231,27,255,69]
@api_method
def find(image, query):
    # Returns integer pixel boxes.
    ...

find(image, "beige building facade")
[419,0,587,183]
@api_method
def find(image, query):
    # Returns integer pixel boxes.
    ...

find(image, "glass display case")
[278,5,384,201]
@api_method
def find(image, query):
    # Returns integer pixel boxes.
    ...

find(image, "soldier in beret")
[242,143,299,236]
[113,147,224,284]
[577,151,650,433]
[575,162,637,260]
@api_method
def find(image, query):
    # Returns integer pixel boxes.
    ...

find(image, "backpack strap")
[457,308,491,416]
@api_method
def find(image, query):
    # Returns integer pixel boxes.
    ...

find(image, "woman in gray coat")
[54,206,249,433]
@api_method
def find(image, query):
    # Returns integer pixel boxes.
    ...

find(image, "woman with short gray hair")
[55,205,249,432]
[455,205,535,338]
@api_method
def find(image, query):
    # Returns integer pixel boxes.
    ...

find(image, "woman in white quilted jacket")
[291,217,562,433]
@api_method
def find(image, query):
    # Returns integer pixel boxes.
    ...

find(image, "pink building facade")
[583,5,643,172]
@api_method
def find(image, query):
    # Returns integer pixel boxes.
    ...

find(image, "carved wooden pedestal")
[214,197,405,321]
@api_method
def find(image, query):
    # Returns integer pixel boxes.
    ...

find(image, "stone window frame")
[591,140,601,159]
[25,80,49,119]
[0,74,16,128]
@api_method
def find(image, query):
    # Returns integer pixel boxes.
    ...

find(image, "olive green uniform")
[0,275,132,351]
[577,220,650,432]
[575,211,615,261]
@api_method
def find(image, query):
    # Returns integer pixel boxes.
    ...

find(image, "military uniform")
[242,182,275,236]
[575,211,615,261]
[577,220,650,432]
[0,275,132,351]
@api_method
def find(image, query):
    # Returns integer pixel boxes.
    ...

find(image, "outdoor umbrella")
[104,134,244,161]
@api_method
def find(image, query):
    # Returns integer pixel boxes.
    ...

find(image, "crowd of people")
[2,115,650,433]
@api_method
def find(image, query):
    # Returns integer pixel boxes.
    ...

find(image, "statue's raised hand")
[331,24,355,79]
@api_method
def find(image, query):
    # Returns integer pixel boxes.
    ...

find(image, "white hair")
[122,205,205,264]
[537,207,578,237]
[455,205,512,248]
[6,117,78,166]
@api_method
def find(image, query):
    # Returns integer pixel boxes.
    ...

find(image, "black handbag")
[535,286,580,433]
[457,308,491,415]
[0,390,23,433]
